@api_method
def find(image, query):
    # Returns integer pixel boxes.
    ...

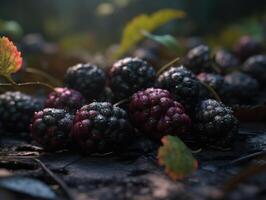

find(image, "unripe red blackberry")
[224,72,259,105]
[0,92,43,133]
[156,66,200,112]
[71,102,132,154]
[109,57,156,100]
[183,45,212,74]
[194,99,238,147]
[243,55,266,85]
[129,88,191,140]
[234,36,261,61]
[45,88,85,112]
[64,63,106,100]
[31,108,74,151]
[214,49,239,73]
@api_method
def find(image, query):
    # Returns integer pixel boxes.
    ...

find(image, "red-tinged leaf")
[158,135,198,181]
[0,36,22,78]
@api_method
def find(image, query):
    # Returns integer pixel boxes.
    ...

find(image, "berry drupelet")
[71,102,132,154]
[31,108,74,151]
[109,57,156,100]
[183,44,212,74]
[224,72,259,105]
[64,63,106,100]
[234,36,261,62]
[243,55,266,85]
[0,91,43,133]
[45,87,85,112]
[129,88,191,140]
[156,66,200,112]
[193,99,238,147]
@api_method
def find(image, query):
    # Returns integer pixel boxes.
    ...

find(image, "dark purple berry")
[31,108,74,151]
[45,87,85,112]
[129,88,191,140]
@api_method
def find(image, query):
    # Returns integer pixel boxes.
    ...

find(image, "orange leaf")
[0,36,22,78]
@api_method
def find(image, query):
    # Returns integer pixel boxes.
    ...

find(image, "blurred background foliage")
[0,0,266,52]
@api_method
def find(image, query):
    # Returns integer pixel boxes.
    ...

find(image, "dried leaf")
[0,37,22,78]
[158,135,198,180]
[114,9,186,59]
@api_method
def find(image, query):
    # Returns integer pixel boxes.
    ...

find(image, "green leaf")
[143,31,180,52]
[114,9,186,59]
[158,135,198,180]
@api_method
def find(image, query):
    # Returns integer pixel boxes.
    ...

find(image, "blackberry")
[71,102,132,154]
[109,57,156,100]
[243,55,266,85]
[31,108,74,151]
[194,99,238,147]
[133,48,160,68]
[0,92,43,133]
[45,88,85,112]
[183,45,212,74]
[214,49,239,73]
[224,72,259,105]
[129,88,191,140]
[197,73,228,100]
[97,87,115,103]
[64,63,106,100]
[234,36,261,61]
[156,66,200,112]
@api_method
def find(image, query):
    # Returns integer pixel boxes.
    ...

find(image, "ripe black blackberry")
[71,102,132,154]
[133,48,160,68]
[243,55,266,85]
[197,73,229,100]
[194,99,238,147]
[109,57,156,100]
[129,88,191,140]
[156,66,200,112]
[64,63,106,100]
[0,91,43,133]
[224,72,259,105]
[31,108,74,151]
[45,87,85,112]
[234,36,261,61]
[183,44,212,74]
[214,49,239,73]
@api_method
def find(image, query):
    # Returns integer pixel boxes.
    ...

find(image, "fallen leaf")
[158,135,198,180]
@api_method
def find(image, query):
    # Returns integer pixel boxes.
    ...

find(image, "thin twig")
[227,150,266,166]
[114,98,130,107]
[0,81,55,91]
[199,81,221,102]
[33,158,75,200]
[156,57,180,76]
[25,67,62,87]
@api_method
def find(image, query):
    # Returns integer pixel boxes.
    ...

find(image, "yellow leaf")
[0,36,22,78]
[114,9,186,59]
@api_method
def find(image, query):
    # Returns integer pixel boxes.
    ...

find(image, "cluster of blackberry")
[1,35,264,153]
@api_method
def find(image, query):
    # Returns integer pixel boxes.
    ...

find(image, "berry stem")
[156,57,180,76]
[1,75,55,91]
[24,67,62,87]
[199,81,221,102]
[114,98,130,107]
